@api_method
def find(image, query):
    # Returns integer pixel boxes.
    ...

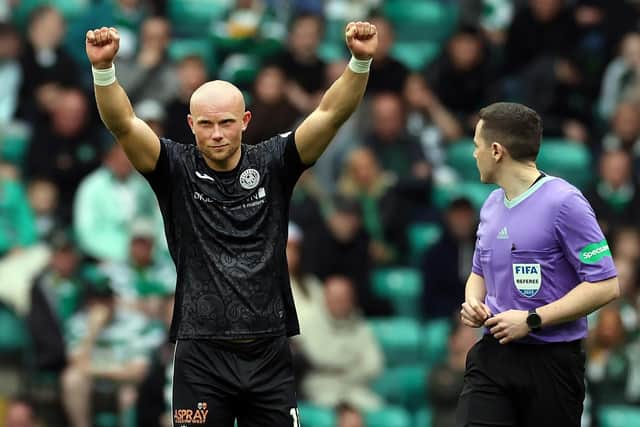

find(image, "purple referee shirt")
[472,176,617,343]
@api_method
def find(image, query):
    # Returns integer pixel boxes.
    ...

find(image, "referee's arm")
[536,277,619,328]
[86,27,161,173]
[295,21,378,165]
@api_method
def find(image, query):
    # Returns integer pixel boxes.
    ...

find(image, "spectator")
[585,150,640,236]
[302,195,392,317]
[611,226,640,262]
[116,16,177,106]
[27,178,61,241]
[337,147,405,265]
[5,396,38,427]
[298,275,384,410]
[28,229,83,373]
[243,65,302,145]
[135,295,175,427]
[598,33,640,121]
[101,218,175,319]
[134,98,166,137]
[18,6,79,120]
[614,257,639,336]
[61,272,165,427]
[421,197,477,319]
[73,142,163,262]
[25,88,106,220]
[270,13,326,113]
[364,92,431,181]
[0,22,22,124]
[287,222,324,334]
[503,0,578,75]
[165,55,208,144]
[0,176,37,257]
[335,402,365,427]
[425,26,495,131]
[365,16,409,95]
[586,304,640,408]
[404,73,462,179]
[428,317,479,427]
[600,102,640,172]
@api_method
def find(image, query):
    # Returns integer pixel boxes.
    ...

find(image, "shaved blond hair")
[190,80,245,116]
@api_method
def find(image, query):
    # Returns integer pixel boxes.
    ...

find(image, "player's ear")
[491,142,504,161]
[242,110,252,131]
[187,114,195,134]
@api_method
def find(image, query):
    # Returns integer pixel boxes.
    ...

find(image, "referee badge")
[239,168,260,190]
[512,263,541,297]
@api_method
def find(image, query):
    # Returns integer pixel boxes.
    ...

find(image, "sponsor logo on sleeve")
[579,240,611,264]
[512,263,541,297]
[174,402,208,424]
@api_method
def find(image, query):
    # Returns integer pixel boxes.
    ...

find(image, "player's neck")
[498,162,541,201]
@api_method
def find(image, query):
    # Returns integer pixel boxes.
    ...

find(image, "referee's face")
[473,120,495,183]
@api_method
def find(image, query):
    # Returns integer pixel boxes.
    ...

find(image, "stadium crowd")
[1,0,640,426]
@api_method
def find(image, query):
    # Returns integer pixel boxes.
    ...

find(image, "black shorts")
[172,336,300,427]
[456,334,586,427]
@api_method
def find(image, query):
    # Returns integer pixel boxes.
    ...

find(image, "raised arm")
[85,27,160,173]
[294,21,378,165]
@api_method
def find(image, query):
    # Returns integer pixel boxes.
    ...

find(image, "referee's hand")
[485,310,529,344]
[460,297,492,328]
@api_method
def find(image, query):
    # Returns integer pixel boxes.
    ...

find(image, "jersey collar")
[503,175,554,209]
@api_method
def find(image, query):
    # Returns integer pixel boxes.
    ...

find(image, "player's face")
[189,106,251,170]
[473,120,495,183]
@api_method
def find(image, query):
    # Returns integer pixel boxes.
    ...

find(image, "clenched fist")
[86,27,120,69]
[345,21,378,60]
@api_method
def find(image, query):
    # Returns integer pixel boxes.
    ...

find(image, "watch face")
[528,312,542,329]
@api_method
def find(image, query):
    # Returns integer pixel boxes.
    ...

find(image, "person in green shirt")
[0,177,37,257]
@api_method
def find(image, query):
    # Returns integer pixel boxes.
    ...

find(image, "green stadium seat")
[369,317,421,365]
[383,0,458,43]
[0,304,27,353]
[168,0,230,36]
[407,222,442,266]
[94,412,118,427]
[372,268,423,317]
[421,318,452,365]
[0,123,31,168]
[446,139,477,181]
[536,139,592,190]
[391,41,442,71]
[218,53,261,88]
[414,407,433,427]
[12,0,89,27]
[372,364,428,410]
[298,402,335,427]
[598,405,640,427]
[366,406,412,427]
[168,38,217,73]
[433,181,496,211]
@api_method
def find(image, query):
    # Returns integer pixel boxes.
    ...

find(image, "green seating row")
[298,403,431,427]
[368,317,451,367]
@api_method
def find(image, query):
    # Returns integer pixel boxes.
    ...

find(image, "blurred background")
[0,0,640,426]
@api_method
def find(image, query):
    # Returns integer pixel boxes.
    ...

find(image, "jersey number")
[290,408,300,427]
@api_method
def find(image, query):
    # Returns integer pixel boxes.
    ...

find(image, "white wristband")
[92,64,116,86]
[348,56,372,74]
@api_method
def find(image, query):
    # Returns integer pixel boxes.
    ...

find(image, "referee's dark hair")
[478,102,543,162]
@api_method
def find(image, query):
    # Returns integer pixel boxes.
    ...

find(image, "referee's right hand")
[461,297,492,328]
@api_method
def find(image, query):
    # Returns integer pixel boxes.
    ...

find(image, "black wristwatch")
[526,308,542,332]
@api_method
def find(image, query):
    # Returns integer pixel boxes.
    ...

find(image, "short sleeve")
[265,130,311,193]
[554,191,617,283]
[471,239,483,277]
[141,138,171,192]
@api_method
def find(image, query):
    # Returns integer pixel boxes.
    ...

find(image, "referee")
[85,22,378,427]
[457,102,620,427]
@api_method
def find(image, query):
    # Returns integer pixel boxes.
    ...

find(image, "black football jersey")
[142,131,309,340]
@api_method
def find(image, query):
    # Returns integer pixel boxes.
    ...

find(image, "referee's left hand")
[485,310,529,344]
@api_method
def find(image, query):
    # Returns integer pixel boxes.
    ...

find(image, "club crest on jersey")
[239,168,260,190]
[512,263,541,297]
